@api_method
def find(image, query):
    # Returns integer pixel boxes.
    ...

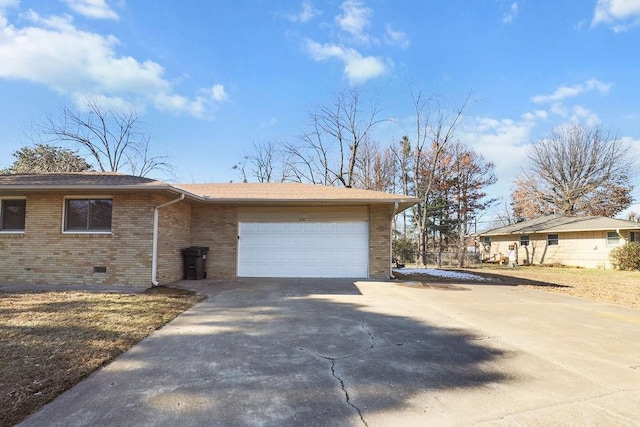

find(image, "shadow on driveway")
[21,279,510,426]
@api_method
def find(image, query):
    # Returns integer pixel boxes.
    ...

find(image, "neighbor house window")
[1,199,26,231]
[64,198,112,232]
[520,235,530,246]
[631,232,640,243]
[547,234,559,246]
[606,231,620,246]
[482,236,491,247]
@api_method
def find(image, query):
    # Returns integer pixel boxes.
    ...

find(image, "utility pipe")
[390,202,400,279]
[151,193,185,286]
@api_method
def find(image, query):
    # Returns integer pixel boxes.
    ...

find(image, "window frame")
[482,236,491,247]
[62,196,113,234]
[606,231,620,246]
[631,231,640,244]
[519,235,530,247]
[547,234,559,246]
[0,197,27,233]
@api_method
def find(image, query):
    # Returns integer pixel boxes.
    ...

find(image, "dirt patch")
[0,290,204,426]
[143,285,197,296]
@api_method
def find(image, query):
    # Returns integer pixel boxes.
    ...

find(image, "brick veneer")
[155,195,191,283]
[369,204,392,279]
[189,204,238,279]
[1,194,395,285]
[0,192,162,286]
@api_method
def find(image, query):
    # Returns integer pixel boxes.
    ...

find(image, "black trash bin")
[182,246,209,280]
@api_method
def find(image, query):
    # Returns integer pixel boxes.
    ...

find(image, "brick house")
[0,173,417,286]
[479,215,640,269]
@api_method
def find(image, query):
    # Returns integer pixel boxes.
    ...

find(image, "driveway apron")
[20,279,640,426]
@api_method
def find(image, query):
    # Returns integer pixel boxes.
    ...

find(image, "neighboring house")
[479,215,640,269]
[0,173,418,286]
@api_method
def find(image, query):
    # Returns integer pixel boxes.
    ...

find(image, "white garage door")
[238,221,369,278]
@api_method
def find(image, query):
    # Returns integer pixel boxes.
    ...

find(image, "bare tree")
[512,123,633,218]
[353,137,395,191]
[237,140,294,183]
[42,97,171,177]
[407,90,471,265]
[284,88,387,187]
[1,144,92,174]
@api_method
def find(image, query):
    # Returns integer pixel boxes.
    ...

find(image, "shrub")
[610,242,640,271]
[393,236,415,263]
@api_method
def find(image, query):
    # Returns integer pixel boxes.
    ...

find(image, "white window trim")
[62,195,113,234]
[606,231,620,246]
[0,196,27,234]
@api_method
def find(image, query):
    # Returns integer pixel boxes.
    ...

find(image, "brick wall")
[189,204,238,279]
[0,192,158,286]
[369,204,392,279]
[155,195,191,284]
[1,194,397,285]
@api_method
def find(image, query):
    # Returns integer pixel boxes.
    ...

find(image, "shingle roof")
[0,172,169,189]
[174,182,418,210]
[481,215,640,236]
[0,173,418,210]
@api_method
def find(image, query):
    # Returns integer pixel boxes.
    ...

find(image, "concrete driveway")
[20,279,640,426]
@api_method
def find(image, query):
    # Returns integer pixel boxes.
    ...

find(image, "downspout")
[151,193,185,286]
[390,202,400,279]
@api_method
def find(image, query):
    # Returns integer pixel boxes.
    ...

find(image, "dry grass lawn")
[467,265,640,309]
[0,290,203,427]
[396,265,640,310]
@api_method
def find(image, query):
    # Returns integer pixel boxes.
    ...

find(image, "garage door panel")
[238,221,368,278]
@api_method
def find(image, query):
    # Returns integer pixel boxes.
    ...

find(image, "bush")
[610,242,640,271]
[393,236,415,263]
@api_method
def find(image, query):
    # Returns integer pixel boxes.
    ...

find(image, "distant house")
[479,215,640,269]
[0,173,417,287]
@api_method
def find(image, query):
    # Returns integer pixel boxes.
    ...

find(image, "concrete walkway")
[19,278,640,426]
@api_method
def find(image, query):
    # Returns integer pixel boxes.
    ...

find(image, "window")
[606,231,620,246]
[64,198,112,232]
[520,235,530,246]
[631,232,640,244]
[482,236,491,247]
[547,234,558,246]
[1,199,26,231]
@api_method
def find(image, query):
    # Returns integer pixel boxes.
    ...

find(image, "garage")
[237,207,369,278]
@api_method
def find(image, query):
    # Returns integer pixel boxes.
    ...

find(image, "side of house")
[0,192,161,285]
[480,216,640,269]
[1,174,417,286]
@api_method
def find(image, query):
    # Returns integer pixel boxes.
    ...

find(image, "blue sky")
[1,0,639,217]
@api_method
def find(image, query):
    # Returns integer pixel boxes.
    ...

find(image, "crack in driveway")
[297,319,375,426]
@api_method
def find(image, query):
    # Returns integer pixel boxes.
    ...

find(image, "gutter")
[151,193,185,286]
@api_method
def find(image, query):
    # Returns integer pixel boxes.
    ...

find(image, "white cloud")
[0,6,218,117]
[384,24,409,49]
[335,0,372,44]
[304,39,387,83]
[210,84,228,102]
[532,78,611,104]
[502,2,518,24]
[460,112,543,197]
[62,0,119,20]
[286,0,320,23]
[571,105,599,125]
[592,0,640,31]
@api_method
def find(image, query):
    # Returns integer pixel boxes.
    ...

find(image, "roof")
[0,173,418,210]
[481,215,640,236]
[0,172,171,191]
[174,182,418,210]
